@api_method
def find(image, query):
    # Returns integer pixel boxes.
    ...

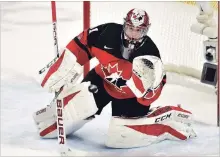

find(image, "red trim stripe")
[40,122,57,137]
[126,124,187,140]
[147,106,191,118]
[132,73,145,93]
[41,51,65,87]
[63,91,80,107]
[171,106,192,114]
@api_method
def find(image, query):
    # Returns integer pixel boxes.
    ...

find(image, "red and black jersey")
[65,23,166,106]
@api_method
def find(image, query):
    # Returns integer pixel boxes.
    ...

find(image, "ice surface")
[1,2,219,156]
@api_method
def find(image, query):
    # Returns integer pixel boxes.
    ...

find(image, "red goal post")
[83,1,90,30]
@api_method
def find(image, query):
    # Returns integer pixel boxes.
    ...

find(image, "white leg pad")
[105,106,196,148]
[57,82,98,122]
[33,82,98,138]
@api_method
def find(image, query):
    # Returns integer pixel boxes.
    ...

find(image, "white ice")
[1,2,219,156]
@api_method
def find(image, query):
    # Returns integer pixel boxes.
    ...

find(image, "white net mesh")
[91,2,218,71]
[90,2,218,93]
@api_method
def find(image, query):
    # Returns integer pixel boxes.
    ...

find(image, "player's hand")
[126,55,165,98]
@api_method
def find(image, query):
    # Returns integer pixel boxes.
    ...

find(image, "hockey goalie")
[33,8,196,148]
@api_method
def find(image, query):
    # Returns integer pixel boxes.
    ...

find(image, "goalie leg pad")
[33,82,98,138]
[105,105,196,148]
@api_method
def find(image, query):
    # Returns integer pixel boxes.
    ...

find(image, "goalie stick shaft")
[39,2,93,155]
[51,1,68,155]
[38,1,59,74]
[51,1,59,58]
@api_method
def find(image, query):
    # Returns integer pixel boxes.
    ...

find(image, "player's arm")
[127,39,166,105]
[137,39,166,106]
[65,30,92,66]
[65,23,108,65]
[143,40,166,104]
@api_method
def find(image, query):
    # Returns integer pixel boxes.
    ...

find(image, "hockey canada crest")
[101,63,127,92]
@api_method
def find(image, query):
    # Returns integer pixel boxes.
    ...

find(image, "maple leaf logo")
[101,63,127,92]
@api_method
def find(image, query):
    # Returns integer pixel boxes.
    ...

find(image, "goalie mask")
[122,8,151,54]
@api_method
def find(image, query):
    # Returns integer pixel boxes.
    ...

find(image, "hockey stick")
[50,1,69,156]
[40,2,92,155]
[51,1,59,58]
[38,56,58,74]
[38,0,59,75]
